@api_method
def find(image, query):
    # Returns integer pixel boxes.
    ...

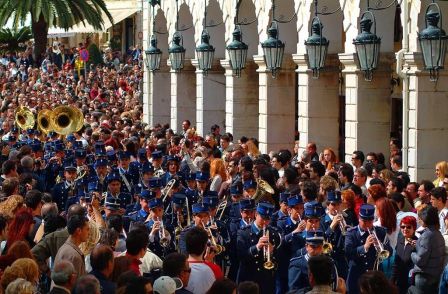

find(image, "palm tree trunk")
[31,14,48,66]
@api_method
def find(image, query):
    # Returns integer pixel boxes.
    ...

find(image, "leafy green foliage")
[87,43,103,66]
[0,27,32,54]
[0,0,114,62]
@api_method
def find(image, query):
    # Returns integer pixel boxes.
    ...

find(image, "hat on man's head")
[185,172,196,181]
[256,202,275,219]
[66,134,76,142]
[141,162,154,173]
[31,142,42,152]
[359,204,375,220]
[73,141,84,150]
[243,180,257,190]
[94,158,108,168]
[11,127,18,134]
[280,192,292,204]
[141,190,156,200]
[63,162,77,172]
[117,151,130,160]
[287,195,303,207]
[203,196,219,209]
[239,199,255,211]
[166,155,180,163]
[153,276,182,294]
[54,140,65,152]
[75,149,87,158]
[107,150,117,162]
[149,177,163,188]
[327,190,342,203]
[138,148,148,160]
[148,198,163,209]
[151,150,163,159]
[95,141,106,156]
[303,201,324,219]
[172,193,187,206]
[192,202,209,214]
[305,229,325,245]
[106,170,121,184]
[195,171,210,182]
[26,129,35,135]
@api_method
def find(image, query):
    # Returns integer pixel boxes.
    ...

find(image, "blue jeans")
[439,265,448,294]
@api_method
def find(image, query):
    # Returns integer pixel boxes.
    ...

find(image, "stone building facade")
[141,0,448,182]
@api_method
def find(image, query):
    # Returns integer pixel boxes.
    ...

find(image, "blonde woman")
[434,161,448,187]
[246,139,261,159]
[210,159,227,192]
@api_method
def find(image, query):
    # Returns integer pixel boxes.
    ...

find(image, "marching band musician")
[196,171,210,202]
[51,163,78,212]
[179,202,210,254]
[203,195,229,271]
[236,202,281,294]
[45,140,66,190]
[117,151,139,194]
[227,183,245,222]
[243,180,257,199]
[145,198,176,258]
[276,193,305,294]
[151,151,165,177]
[184,172,199,205]
[169,193,189,230]
[136,162,155,191]
[148,177,163,198]
[162,155,183,186]
[227,198,255,282]
[271,192,291,227]
[345,203,393,294]
[127,190,156,225]
[88,158,109,193]
[288,229,339,293]
[320,190,349,279]
[105,170,132,213]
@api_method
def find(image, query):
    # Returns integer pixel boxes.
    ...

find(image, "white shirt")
[185,262,216,294]
[439,208,448,234]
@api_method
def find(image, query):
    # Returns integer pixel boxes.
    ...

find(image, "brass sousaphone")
[51,106,84,135]
[37,109,54,134]
[15,106,35,130]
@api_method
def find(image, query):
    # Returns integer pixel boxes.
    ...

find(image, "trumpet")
[202,221,224,255]
[216,198,228,221]
[322,240,333,254]
[262,225,275,270]
[368,227,390,266]
[158,217,170,248]
[336,210,352,236]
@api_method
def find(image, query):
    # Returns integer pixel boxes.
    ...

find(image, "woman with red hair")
[392,216,418,294]
[3,208,35,254]
[367,184,387,204]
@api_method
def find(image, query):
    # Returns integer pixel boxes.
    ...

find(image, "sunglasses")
[400,225,412,229]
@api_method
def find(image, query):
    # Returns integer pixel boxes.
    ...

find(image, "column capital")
[294,54,340,74]
[253,55,267,73]
[167,58,196,73]
[339,53,395,74]
[191,59,224,74]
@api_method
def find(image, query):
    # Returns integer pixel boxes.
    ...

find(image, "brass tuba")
[15,106,35,130]
[37,109,54,134]
[52,106,84,135]
[251,179,275,204]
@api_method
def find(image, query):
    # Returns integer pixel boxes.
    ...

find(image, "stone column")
[255,56,296,154]
[339,53,393,163]
[220,59,259,140]
[168,61,196,133]
[294,54,340,156]
[146,61,171,126]
[192,60,226,137]
[404,52,448,181]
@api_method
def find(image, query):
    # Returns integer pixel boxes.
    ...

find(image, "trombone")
[161,179,176,202]
[262,225,275,270]
[216,197,228,221]
[202,221,225,255]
